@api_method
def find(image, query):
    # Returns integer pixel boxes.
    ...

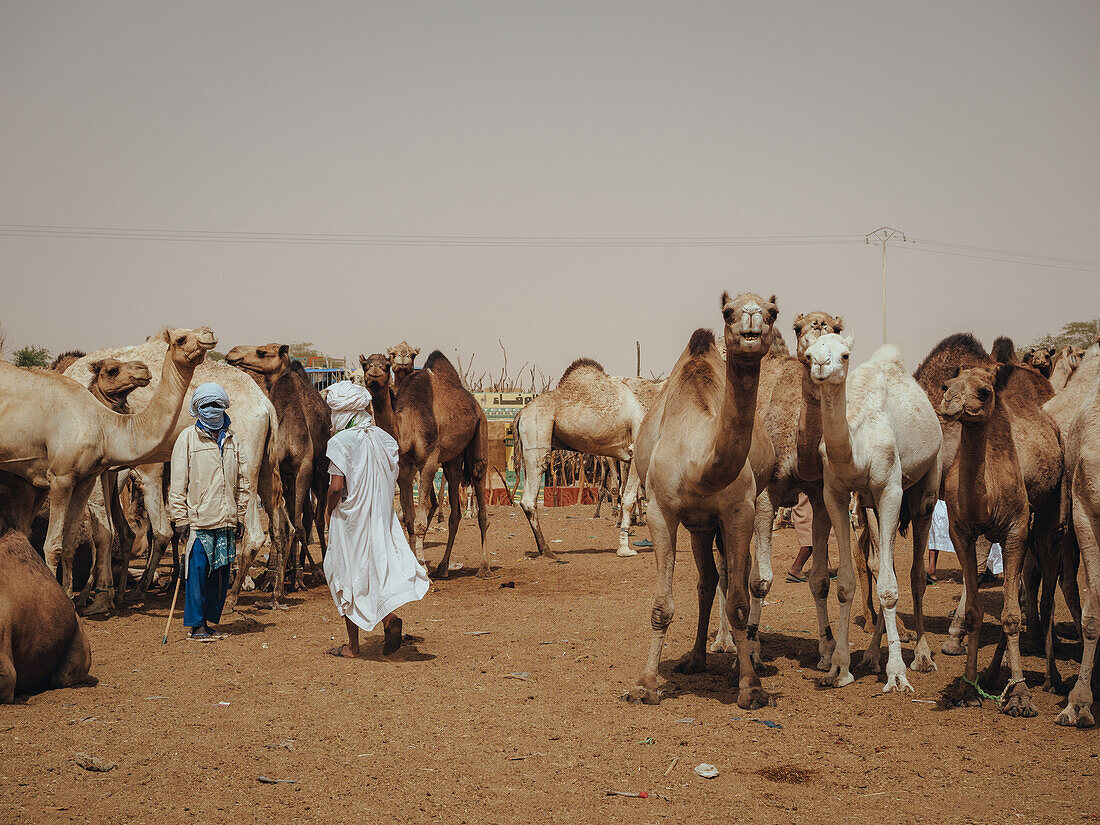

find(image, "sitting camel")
[0,526,92,703]
[387,341,420,388]
[628,292,777,709]
[388,351,490,578]
[938,362,1063,717]
[514,359,661,558]
[226,344,330,591]
[0,328,216,591]
[803,333,942,691]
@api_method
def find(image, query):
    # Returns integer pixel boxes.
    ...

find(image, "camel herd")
[1,303,1099,732]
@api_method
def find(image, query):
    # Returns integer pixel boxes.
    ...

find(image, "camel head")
[161,326,217,367]
[344,366,366,386]
[88,358,152,400]
[937,364,1012,424]
[1021,347,1055,378]
[793,311,844,363]
[720,292,778,360]
[805,332,854,386]
[225,343,291,377]
[1058,345,1086,371]
[359,353,392,392]
[386,341,420,378]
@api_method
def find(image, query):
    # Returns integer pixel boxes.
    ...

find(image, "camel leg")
[134,465,172,600]
[674,529,718,674]
[1031,495,1064,692]
[869,478,912,693]
[432,460,465,579]
[616,460,642,557]
[0,628,15,704]
[105,470,135,609]
[471,462,491,578]
[996,528,1038,717]
[413,454,443,569]
[59,476,97,600]
[854,505,878,630]
[711,545,736,654]
[312,459,329,558]
[518,445,556,561]
[719,504,773,710]
[1058,481,1100,727]
[1060,531,1082,642]
[943,528,984,707]
[82,496,115,616]
[628,502,679,705]
[397,456,417,541]
[819,478,855,688]
[48,622,92,690]
[745,487,776,668]
[43,474,76,589]
[807,489,837,672]
[908,473,939,673]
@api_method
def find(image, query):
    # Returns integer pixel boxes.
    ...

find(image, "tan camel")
[226,344,330,591]
[387,350,490,578]
[0,327,215,587]
[627,291,777,709]
[1049,345,1086,393]
[1057,342,1100,726]
[387,341,420,387]
[937,360,1063,717]
[514,360,661,558]
[64,337,289,605]
[0,529,91,703]
[48,350,86,373]
[803,333,942,692]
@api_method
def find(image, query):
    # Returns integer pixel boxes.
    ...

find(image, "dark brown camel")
[0,528,92,703]
[385,350,489,578]
[225,344,330,592]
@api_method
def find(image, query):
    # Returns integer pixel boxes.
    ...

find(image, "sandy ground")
[2,504,1097,825]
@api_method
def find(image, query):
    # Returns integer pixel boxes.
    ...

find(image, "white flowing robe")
[324,423,429,631]
[929,500,1004,575]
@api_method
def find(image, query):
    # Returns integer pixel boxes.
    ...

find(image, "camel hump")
[422,350,461,380]
[559,357,605,383]
[49,350,86,372]
[915,332,988,378]
[991,336,1018,364]
[868,343,906,372]
[687,328,715,357]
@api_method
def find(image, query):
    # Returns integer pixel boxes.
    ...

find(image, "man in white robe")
[323,381,429,657]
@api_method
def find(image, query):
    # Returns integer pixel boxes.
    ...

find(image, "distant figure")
[169,382,250,642]
[786,492,835,582]
[323,381,429,658]
[927,499,1002,583]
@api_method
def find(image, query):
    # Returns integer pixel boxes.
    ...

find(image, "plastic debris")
[73,753,116,772]
[694,763,719,779]
[672,718,695,724]
[637,737,655,745]
[633,539,653,548]
[606,790,649,798]
[257,776,296,784]
[504,672,531,681]
[730,716,783,729]
[499,581,516,589]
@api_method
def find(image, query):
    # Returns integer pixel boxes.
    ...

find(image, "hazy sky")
[3,1,1098,382]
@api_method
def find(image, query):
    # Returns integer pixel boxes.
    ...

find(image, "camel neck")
[91,385,130,414]
[699,355,761,491]
[818,379,855,474]
[368,383,398,441]
[107,349,194,464]
[956,417,992,523]
[795,369,824,481]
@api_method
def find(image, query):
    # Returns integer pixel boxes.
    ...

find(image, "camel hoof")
[941,677,982,708]
[709,634,737,654]
[625,685,661,705]
[430,565,450,580]
[82,593,113,617]
[1056,703,1095,728]
[1001,685,1037,718]
[941,637,966,656]
[818,667,854,689]
[815,656,833,673]
[673,655,708,675]
[858,649,881,674]
[749,651,764,674]
[883,669,915,694]
[616,547,638,557]
[900,628,917,643]
[910,653,937,674]
[475,565,493,579]
[738,686,775,710]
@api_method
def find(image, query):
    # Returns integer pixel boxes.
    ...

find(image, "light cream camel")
[0,327,216,588]
[65,337,289,605]
[514,361,661,558]
[1057,342,1100,726]
[627,291,777,709]
[1050,345,1087,393]
[937,362,1063,717]
[804,333,942,692]
[387,342,420,387]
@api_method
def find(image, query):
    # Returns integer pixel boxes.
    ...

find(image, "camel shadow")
[559,545,652,557]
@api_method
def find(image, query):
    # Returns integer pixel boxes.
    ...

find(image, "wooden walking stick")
[161,574,182,644]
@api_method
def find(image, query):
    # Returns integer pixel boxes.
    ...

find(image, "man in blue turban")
[168,382,251,641]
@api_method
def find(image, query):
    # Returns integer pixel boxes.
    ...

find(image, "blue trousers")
[183,541,231,628]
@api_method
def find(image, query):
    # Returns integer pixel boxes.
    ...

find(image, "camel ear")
[951,365,961,378]
[792,313,805,334]
[412,347,420,356]
[720,290,731,308]
[159,328,173,344]
[386,346,394,357]
[832,316,844,332]
[88,360,104,375]
[842,333,854,349]
[358,353,368,366]
[768,294,777,306]
[1022,351,1032,364]
[994,363,1013,391]
[278,344,289,358]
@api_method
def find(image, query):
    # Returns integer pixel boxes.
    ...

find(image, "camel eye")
[842,353,849,360]
[941,383,948,392]
[977,387,991,400]
[723,309,734,323]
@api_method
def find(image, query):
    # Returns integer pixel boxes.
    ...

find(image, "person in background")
[786,492,837,583]
[168,383,249,642]
[323,381,429,658]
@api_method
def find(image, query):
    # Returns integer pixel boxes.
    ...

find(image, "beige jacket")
[168,425,250,529]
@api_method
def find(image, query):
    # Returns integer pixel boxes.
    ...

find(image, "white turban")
[325,380,373,433]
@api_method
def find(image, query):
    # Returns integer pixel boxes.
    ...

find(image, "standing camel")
[514,360,661,558]
[937,362,1063,716]
[1049,345,1086,393]
[387,342,420,388]
[0,327,216,587]
[803,333,942,692]
[225,344,330,590]
[388,351,490,578]
[627,291,777,709]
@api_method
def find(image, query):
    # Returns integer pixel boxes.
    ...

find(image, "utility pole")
[636,341,641,378]
[866,227,906,344]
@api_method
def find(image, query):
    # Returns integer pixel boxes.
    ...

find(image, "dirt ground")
[2,504,1097,825]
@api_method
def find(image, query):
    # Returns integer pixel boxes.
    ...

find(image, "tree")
[1027,319,1100,353]
[12,345,52,369]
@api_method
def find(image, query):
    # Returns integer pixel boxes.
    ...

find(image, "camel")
[225,343,330,591]
[715,311,845,668]
[387,341,420,387]
[1056,342,1100,727]
[49,350,86,373]
[1021,347,1056,378]
[936,360,1063,717]
[0,528,91,703]
[63,336,289,605]
[627,291,777,709]
[513,360,661,558]
[0,327,216,590]
[803,333,942,692]
[1050,345,1086,393]
[344,366,366,386]
[385,350,490,578]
